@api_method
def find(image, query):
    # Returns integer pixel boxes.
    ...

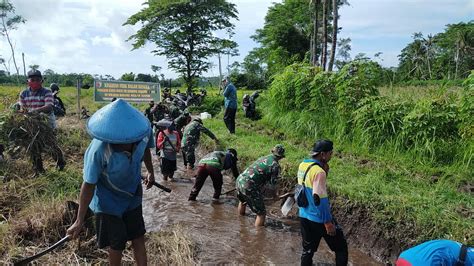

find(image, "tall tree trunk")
[1,15,20,84]
[310,0,320,66]
[328,0,338,72]
[454,41,460,80]
[320,0,328,71]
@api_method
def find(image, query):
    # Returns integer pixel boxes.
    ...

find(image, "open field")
[0,83,472,262]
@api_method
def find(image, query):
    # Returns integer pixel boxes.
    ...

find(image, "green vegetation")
[196,69,473,248]
[0,93,198,263]
[125,0,238,92]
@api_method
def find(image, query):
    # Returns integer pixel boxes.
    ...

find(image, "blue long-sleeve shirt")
[223,82,237,109]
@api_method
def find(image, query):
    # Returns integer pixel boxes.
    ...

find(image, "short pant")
[95,205,146,250]
[237,189,266,215]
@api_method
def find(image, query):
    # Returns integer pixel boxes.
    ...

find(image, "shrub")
[459,71,474,139]
[334,61,380,119]
[188,94,223,117]
[353,96,413,145]
[268,62,315,112]
[308,71,337,111]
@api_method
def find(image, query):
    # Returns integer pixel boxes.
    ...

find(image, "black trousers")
[31,142,66,173]
[223,107,236,134]
[300,217,348,266]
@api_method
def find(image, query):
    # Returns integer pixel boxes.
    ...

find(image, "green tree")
[0,0,25,83]
[398,22,473,80]
[135,73,153,82]
[121,72,135,81]
[309,0,320,66]
[252,0,312,76]
[125,0,238,93]
[320,0,328,70]
[327,0,339,71]
[335,37,351,69]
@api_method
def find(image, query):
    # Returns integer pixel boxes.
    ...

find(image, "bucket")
[200,112,212,120]
[281,196,295,216]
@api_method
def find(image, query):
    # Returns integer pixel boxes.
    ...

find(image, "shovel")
[13,235,70,265]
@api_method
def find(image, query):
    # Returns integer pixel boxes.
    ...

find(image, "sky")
[1,0,472,79]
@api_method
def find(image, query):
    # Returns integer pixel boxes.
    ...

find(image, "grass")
[0,83,471,262]
[0,87,198,263]
[378,84,463,102]
[197,90,473,248]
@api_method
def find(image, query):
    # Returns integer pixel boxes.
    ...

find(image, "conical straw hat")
[86,99,151,144]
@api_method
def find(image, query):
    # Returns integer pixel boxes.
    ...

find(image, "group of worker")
[15,70,472,265]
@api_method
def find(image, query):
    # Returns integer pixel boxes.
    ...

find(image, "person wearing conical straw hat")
[67,99,155,265]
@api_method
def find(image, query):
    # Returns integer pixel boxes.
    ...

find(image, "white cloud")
[2,0,469,77]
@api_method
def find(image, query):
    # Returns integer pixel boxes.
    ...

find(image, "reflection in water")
[143,154,381,265]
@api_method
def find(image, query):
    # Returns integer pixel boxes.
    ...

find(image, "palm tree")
[310,0,320,66]
[422,34,434,79]
[328,0,338,71]
[454,30,473,79]
[320,0,328,70]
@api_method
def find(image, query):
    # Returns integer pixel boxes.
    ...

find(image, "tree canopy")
[398,21,474,80]
[125,0,238,92]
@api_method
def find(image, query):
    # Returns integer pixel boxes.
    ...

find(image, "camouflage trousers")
[182,144,196,167]
[236,186,266,215]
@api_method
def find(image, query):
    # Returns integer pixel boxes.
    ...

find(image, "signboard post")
[77,76,82,120]
[94,80,160,103]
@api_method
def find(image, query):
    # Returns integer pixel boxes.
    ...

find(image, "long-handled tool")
[13,235,71,266]
[142,176,172,193]
[222,188,236,195]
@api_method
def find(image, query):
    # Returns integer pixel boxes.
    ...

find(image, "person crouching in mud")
[188,148,239,201]
[236,144,285,226]
[67,99,155,266]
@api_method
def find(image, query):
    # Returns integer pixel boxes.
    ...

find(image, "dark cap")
[227,148,238,160]
[50,83,59,92]
[271,144,285,158]
[310,139,333,156]
[27,69,42,78]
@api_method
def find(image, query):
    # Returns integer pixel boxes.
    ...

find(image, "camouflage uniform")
[181,120,216,167]
[151,104,167,122]
[174,113,191,134]
[236,154,281,215]
[168,104,181,120]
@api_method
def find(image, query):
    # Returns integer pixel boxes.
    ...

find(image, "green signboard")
[94,80,160,103]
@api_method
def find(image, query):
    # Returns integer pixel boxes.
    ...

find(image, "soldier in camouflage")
[236,144,285,226]
[174,111,192,166]
[181,117,218,169]
[188,149,239,201]
[174,110,191,136]
[168,100,181,120]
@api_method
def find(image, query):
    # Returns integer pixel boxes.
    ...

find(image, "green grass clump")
[197,91,473,247]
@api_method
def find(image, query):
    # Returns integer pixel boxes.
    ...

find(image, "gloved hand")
[313,193,321,206]
[324,222,336,236]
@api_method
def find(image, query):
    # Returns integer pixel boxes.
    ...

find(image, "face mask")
[28,81,42,90]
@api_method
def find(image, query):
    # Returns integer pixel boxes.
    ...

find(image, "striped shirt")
[19,87,54,111]
[19,87,56,128]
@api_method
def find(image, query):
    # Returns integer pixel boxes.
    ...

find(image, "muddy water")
[143,154,381,265]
